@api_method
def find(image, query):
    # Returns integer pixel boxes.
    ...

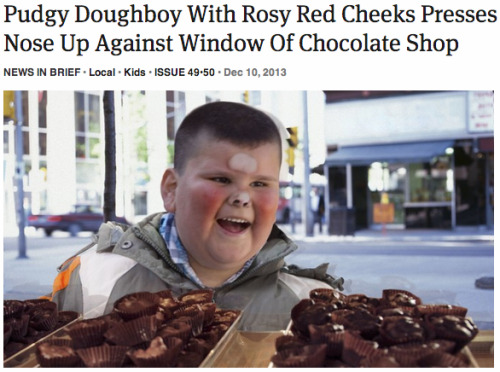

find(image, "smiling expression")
[161,137,281,279]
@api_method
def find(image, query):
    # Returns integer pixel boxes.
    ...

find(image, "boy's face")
[161,137,281,277]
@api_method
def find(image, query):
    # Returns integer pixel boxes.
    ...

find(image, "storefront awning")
[325,140,454,166]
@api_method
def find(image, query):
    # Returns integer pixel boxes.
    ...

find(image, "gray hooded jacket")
[51,213,344,331]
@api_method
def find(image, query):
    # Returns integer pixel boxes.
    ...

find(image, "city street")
[3,225,494,330]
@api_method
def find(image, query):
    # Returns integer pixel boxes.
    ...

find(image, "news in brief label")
[3,66,288,79]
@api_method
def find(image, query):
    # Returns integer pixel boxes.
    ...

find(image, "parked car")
[27,205,128,237]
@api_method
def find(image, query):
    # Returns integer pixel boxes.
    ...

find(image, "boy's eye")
[211,177,230,184]
[251,181,267,187]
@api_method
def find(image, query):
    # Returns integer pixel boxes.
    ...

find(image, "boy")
[50,101,343,331]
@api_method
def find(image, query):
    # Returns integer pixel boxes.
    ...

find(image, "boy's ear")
[161,168,177,212]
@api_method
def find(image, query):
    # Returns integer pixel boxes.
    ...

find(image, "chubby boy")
[50,101,343,331]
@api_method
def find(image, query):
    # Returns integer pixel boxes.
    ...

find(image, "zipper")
[132,225,187,278]
[214,254,286,300]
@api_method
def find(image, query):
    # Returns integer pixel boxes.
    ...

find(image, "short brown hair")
[174,101,282,173]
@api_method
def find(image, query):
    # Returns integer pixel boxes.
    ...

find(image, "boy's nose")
[229,191,251,207]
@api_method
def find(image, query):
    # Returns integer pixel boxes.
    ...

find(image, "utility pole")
[103,91,117,222]
[14,91,27,258]
[302,92,314,237]
[286,127,298,234]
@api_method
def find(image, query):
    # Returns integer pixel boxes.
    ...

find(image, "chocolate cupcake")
[212,309,241,325]
[381,289,422,308]
[309,288,346,308]
[341,330,386,367]
[425,339,457,353]
[3,300,25,319]
[104,314,159,347]
[76,344,129,367]
[332,308,382,339]
[376,306,415,318]
[175,350,206,367]
[291,299,332,337]
[155,289,174,299]
[275,334,308,352]
[174,305,204,336]
[308,323,345,358]
[56,311,80,327]
[36,342,81,367]
[416,304,468,317]
[178,289,214,305]
[4,323,12,345]
[203,323,230,340]
[197,327,222,346]
[388,343,434,367]
[157,319,192,344]
[388,340,456,367]
[28,301,58,331]
[200,302,217,326]
[346,294,380,313]
[23,299,50,312]
[113,292,160,321]
[418,351,470,367]
[158,297,181,320]
[127,336,181,367]
[185,337,213,358]
[426,314,478,352]
[6,313,29,342]
[379,316,429,345]
[271,344,327,367]
[67,318,109,349]
[94,311,124,328]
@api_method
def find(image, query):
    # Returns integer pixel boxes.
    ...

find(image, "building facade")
[3,90,326,231]
[323,91,494,232]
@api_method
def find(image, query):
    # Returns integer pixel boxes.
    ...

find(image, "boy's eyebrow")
[201,169,279,182]
[253,174,279,183]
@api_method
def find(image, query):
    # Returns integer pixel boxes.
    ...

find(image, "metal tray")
[4,316,82,368]
[3,312,242,368]
[266,324,480,368]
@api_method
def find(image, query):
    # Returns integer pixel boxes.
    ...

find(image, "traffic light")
[3,90,15,121]
[286,147,295,168]
[286,126,298,174]
[286,126,298,148]
[242,90,249,103]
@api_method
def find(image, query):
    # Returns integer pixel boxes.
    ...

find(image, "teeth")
[221,218,249,224]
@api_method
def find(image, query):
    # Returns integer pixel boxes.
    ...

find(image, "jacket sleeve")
[281,263,345,291]
[48,256,84,314]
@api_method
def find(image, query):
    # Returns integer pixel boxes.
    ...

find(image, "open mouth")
[217,217,251,234]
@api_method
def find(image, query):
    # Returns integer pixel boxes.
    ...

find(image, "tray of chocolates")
[4,299,81,367]
[4,289,241,368]
[270,288,480,368]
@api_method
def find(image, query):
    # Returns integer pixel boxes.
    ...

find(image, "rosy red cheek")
[198,187,226,208]
[257,193,279,213]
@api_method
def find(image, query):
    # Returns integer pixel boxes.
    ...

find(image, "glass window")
[409,156,452,202]
[74,92,101,159]
[368,162,406,224]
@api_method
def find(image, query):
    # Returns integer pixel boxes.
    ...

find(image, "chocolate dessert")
[272,288,478,368]
[20,289,241,367]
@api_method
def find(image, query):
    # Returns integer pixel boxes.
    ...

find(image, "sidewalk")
[278,223,494,243]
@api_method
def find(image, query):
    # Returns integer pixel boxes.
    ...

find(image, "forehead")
[188,138,281,172]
